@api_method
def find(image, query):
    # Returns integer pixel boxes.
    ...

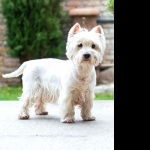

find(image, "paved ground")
[0,100,114,150]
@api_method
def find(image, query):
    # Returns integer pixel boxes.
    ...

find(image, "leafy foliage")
[107,0,114,15]
[1,0,65,63]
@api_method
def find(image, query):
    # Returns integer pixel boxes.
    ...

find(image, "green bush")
[107,0,114,15]
[1,0,65,63]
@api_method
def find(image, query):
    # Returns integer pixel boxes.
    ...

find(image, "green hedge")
[107,0,114,15]
[1,0,65,63]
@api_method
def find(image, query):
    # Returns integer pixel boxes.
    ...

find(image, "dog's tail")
[2,62,27,78]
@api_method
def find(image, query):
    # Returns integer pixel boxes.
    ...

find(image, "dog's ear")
[68,23,82,38]
[90,25,104,35]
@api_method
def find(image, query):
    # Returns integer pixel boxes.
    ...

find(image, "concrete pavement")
[0,100,114,150]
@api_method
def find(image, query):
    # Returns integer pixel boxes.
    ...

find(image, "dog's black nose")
[84,54,91,59]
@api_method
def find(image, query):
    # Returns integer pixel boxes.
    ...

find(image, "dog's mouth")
[84,59,89,61]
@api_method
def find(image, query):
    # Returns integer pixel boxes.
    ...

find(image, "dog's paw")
[36,111,48,115]
[61,118,75,123]
[18,115,29,120]
[83,116,95,121]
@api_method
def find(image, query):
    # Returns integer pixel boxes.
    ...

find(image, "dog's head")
[66,23,106,67]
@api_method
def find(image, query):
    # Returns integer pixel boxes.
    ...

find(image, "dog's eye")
[78,43,83,48]
[92,44,96,49]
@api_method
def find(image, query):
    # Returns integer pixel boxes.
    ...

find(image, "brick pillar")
[69,8,100,30]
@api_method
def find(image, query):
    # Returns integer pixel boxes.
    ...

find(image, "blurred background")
[0,0,114,87]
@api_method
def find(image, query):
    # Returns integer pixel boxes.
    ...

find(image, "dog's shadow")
[26,115,96,125]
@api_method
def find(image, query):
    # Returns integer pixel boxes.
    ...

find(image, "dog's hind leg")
[35,101,48,115]
[18,95,32,119]
[18,85,36,119]
[34,88,48,115]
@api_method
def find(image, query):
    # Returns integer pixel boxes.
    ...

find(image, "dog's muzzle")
[83,54,91,61]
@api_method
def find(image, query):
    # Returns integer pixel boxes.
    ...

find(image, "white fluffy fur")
[2,23,106,123]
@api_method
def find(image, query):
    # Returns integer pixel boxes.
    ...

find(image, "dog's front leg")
[81,91,95,121]
[59,94,75,123]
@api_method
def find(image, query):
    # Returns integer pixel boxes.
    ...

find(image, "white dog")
[2,23,106,123]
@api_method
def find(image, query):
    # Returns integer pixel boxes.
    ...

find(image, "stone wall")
[99,23,114,65]
[0,0,114,86]
[62,0,113,18]
[0,2,20,86]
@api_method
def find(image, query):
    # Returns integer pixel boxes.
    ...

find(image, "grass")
[0,84,22,100]
[95,93,114,100]
[0,85,114,100]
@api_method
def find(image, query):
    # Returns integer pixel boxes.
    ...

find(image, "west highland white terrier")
[2,23,106,123]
